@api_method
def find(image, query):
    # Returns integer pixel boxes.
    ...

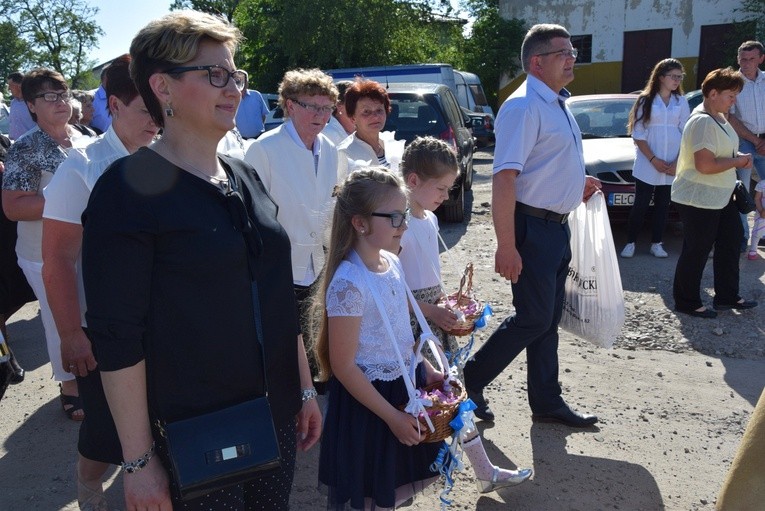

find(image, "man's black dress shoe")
[467,388,495,422]
[715,300,758,311]
[532,405,598,427]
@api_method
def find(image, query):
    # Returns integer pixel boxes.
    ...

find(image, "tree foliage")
[737,0,765,34]
[0,22,29,87]
[234,0,466,92]
[161,0,525,109]
[170,0,242,22]
[0,0,103,87]
[460,0,525,109]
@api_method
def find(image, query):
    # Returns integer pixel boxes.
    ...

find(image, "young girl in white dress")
[315,168,443,510]
[398,136,532,495]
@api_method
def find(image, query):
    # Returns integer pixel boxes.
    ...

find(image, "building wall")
[498,0,750,100]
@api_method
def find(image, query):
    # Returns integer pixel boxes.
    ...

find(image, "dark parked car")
[685,89,702,111]
[384,82,475,223]
[461,106,495,148]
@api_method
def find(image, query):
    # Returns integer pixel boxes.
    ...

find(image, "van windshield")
[469,85,489,107]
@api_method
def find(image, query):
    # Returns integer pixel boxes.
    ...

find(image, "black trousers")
[463,213,570,414]
[673,199,742,311]
[626,178,672,243]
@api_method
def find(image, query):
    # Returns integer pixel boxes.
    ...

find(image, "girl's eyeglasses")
[371,208,410,228]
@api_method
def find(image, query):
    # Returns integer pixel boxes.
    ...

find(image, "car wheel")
[440,182,465,223]
[463,155,474,192]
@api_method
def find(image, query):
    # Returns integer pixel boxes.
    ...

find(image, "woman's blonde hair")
[129,10,242,127]
[278,68,338,116]
[312,167,407,380]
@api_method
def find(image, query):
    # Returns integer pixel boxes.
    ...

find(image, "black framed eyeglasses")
[535,48,578,60]
[34,91,73,103]
[164,65,247,90]
[371,208,410,228]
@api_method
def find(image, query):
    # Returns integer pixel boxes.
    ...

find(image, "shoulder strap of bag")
[347,250,449,434]
[702,112,736,157]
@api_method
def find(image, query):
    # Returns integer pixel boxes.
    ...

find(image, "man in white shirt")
[463,24,601,427]
[6,72,36,140]
[728,40,765,249]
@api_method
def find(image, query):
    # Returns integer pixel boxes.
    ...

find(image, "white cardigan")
[245,123,340,285]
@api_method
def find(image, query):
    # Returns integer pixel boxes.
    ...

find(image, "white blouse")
[632,94,690,186]
[326,252,414,382]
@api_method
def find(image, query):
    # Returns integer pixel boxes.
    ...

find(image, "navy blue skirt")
[318,366,443,510]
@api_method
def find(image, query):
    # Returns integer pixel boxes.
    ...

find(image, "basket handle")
[455,263,474,300]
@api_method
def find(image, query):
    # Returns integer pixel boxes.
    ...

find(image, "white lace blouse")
[326,252,414,382]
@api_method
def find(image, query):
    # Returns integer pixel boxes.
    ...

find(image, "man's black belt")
[515,202,568,224]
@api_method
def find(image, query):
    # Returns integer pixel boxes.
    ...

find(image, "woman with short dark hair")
[338,79,393,167]
[1,67,93,421]
[672,67,758,318]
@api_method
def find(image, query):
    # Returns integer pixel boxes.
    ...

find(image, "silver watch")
[301,387,318,402]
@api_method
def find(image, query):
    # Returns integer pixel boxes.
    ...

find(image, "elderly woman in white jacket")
[244,68,340,385]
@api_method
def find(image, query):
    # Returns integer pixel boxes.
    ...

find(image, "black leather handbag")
[155,282,281,501]
[732,180,756,214]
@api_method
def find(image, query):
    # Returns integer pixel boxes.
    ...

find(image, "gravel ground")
[1,147,763,510]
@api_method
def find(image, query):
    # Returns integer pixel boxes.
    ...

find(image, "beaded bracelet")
[301,387,318,402]
[121,442,156,474]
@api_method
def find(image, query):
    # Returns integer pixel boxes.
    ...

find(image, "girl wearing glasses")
[1,68,94,422]
[314,167,445,510]
[622,58,690,259]
[80,11,320,509]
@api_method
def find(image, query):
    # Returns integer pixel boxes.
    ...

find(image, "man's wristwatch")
[301,387,318,402]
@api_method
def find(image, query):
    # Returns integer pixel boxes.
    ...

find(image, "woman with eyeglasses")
[245,68,341,390]
[621,58,690,259]
[1,67,94,421]
[337,79,392,169]
[80,11,321,509]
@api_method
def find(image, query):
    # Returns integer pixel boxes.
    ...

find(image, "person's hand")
[0,161,4,173]
[736,152,753,169]
[759,209,765,219]
[296,398,322,452]
[651,157,671,174]
[426,303,458,332]
[61,329,97,377]
[123,456,172,511]
[665,160,677,176]
[495,244,522,283]
[386,410,426,446]
[582,175,602,202]
[754,138,765,155]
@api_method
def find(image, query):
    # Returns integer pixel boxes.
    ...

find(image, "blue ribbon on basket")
[473,303,493,330]
[430,399,478,509]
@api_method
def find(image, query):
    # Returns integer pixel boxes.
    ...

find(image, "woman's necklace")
[155,142,230,193]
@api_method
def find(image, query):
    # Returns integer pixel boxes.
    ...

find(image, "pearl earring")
[360,228,365,235]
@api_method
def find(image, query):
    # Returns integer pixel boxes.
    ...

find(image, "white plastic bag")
[560,192,625,348]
